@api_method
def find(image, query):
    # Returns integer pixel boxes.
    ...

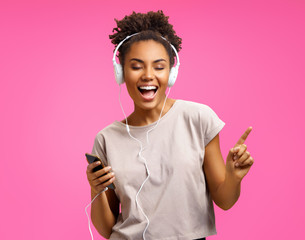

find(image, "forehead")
[125,40,169,61]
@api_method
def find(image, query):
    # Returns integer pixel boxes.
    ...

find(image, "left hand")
[226,127,254,181]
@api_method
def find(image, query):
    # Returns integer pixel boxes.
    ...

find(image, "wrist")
[225,170,242,185]
[91,187,107,198]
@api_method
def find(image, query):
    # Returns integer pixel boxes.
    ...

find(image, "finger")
[233,144,247,160]
[94,177,115,193]
[235,151,250,166]
[103,176,116,188]
[87,161,102,173]
[239,157,254,167]
[94,166,112,177]
[235,126,253,146]
[92,172,115,187]
[228,146,241,161]
[92,171,115,185]
[88,165,112,181]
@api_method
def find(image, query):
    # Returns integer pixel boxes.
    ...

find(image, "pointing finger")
[235,126,252,146]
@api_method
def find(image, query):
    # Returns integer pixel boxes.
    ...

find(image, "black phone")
[85,153,115,189]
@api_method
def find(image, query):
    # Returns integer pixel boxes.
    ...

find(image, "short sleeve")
[91,132,108,166]
[201,105,225,147]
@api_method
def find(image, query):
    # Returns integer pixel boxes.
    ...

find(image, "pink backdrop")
[1,0,304,239]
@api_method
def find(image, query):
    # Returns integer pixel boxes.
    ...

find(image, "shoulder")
[94,121,127,143]
[176,99,217,117]
[173,100,221,133]
[94,122,119,139]
[177,99,212,109]
[176,100,224,132]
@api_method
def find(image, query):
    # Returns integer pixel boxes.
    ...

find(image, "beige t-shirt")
[91,99,225,240]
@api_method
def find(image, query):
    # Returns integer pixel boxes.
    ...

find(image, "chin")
[138,97,167,111]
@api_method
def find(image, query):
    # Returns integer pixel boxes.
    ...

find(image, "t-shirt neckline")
[114,99,181,130]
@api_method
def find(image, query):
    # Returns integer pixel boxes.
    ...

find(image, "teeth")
[139,86,157,90]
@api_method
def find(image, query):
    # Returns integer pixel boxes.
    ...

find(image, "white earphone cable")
[86,31,179,239]
[119,85,172,240]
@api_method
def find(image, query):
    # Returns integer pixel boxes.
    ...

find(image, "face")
[123,40,170,111]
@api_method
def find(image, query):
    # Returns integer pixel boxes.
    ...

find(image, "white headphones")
[112,32,180,88]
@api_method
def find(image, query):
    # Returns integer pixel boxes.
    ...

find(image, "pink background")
[1,0,304,239]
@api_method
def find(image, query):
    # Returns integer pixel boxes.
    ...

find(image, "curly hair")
[109,10,182,67]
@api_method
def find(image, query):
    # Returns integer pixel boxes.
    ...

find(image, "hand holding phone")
[85,153,116,191]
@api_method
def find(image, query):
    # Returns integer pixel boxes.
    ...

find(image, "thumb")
[227,146,240,162]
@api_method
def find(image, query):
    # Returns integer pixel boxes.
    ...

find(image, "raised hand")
[226,127,254,181]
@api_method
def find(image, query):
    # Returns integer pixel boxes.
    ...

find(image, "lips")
[137,85,158,101]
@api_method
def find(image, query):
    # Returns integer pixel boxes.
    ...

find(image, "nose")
[141,67,154,81]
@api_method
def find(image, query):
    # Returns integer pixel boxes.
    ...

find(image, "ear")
[113,62,124,85]
[168,66,179,87]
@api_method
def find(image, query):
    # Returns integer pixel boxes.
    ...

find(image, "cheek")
[157,71,170,85]
[124,68,138,80]
[124,70,139,85]
[124,83,137,101]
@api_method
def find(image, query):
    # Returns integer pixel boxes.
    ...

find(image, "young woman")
[86,10,254,240]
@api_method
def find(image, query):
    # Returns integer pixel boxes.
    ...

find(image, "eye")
[155,65,165,70]
[131,65,141,70]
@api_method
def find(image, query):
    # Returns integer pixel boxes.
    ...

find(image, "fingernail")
[95,161,100,165]
[235,162,239,167]
[233,155,238,160]
[107,166,112,170]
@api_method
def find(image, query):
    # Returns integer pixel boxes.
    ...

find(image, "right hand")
[86,161,116,195]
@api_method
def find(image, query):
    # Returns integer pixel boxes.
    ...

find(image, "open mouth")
[137,86,158,99]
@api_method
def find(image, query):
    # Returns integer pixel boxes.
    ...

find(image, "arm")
[203,127,254,210]
[90,188,120,238]
[87,162,119,239]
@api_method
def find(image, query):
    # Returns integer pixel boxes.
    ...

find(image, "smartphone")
[85,153,115,189]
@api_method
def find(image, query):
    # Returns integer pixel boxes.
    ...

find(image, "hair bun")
[109,10,182,53]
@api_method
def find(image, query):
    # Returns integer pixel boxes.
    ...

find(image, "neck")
[127,97,175,127]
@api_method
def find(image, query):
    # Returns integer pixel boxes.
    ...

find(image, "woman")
[86,10,254,240]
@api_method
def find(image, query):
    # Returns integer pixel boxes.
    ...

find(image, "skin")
[121,40,176,126]
[203,127,254,210]
[86,39,254,238]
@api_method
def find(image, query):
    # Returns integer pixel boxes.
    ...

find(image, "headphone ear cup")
[168,66,178,87]
[113,62,124,85]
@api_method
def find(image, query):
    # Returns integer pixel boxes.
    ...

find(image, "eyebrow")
[129,58,167,63]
